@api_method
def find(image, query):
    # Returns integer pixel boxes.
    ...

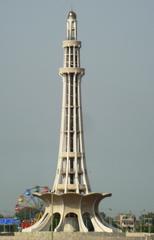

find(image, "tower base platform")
[2,232,154,240]
[22,192,113,233]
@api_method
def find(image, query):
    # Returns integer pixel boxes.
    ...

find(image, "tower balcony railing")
[61,152,84,158]
[62,40,81,48]
[61,168,81,175]
[59,67,85,76]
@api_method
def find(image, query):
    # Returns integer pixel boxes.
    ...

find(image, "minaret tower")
[23,11,114,233]
[53,11,91,194]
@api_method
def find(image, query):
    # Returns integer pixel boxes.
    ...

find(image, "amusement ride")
[15,186,49,229]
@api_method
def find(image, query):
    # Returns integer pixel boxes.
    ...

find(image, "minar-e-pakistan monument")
[23,11,113,233]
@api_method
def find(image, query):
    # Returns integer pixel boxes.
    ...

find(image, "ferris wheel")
[15,186,50,225]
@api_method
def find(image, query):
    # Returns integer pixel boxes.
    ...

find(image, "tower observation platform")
[23,11,113,233]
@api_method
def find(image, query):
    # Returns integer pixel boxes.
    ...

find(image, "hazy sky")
[0,0,154,217]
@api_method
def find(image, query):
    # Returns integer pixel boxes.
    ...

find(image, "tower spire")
[67,11,77,40]
[52,11,91,194]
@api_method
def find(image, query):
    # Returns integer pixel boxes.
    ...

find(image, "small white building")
[115,213,136,232]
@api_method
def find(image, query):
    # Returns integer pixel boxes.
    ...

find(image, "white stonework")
[23,11,113,233]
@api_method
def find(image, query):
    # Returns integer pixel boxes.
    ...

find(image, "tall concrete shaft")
[52,11,91,194]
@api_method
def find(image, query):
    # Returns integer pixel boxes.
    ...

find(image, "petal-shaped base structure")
[22,192,113,233]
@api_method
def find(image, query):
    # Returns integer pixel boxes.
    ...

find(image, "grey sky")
[0,0,154,217]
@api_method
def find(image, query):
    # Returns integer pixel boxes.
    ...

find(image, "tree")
[138,212,154,233]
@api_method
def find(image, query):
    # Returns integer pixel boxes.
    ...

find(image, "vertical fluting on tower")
[52,11,91,194]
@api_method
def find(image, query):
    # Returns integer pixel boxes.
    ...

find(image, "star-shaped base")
[22,192,113,233]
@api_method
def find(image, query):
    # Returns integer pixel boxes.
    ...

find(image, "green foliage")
[135,212,154,233]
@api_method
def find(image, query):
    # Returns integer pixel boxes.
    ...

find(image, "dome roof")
[67,11,77,19]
